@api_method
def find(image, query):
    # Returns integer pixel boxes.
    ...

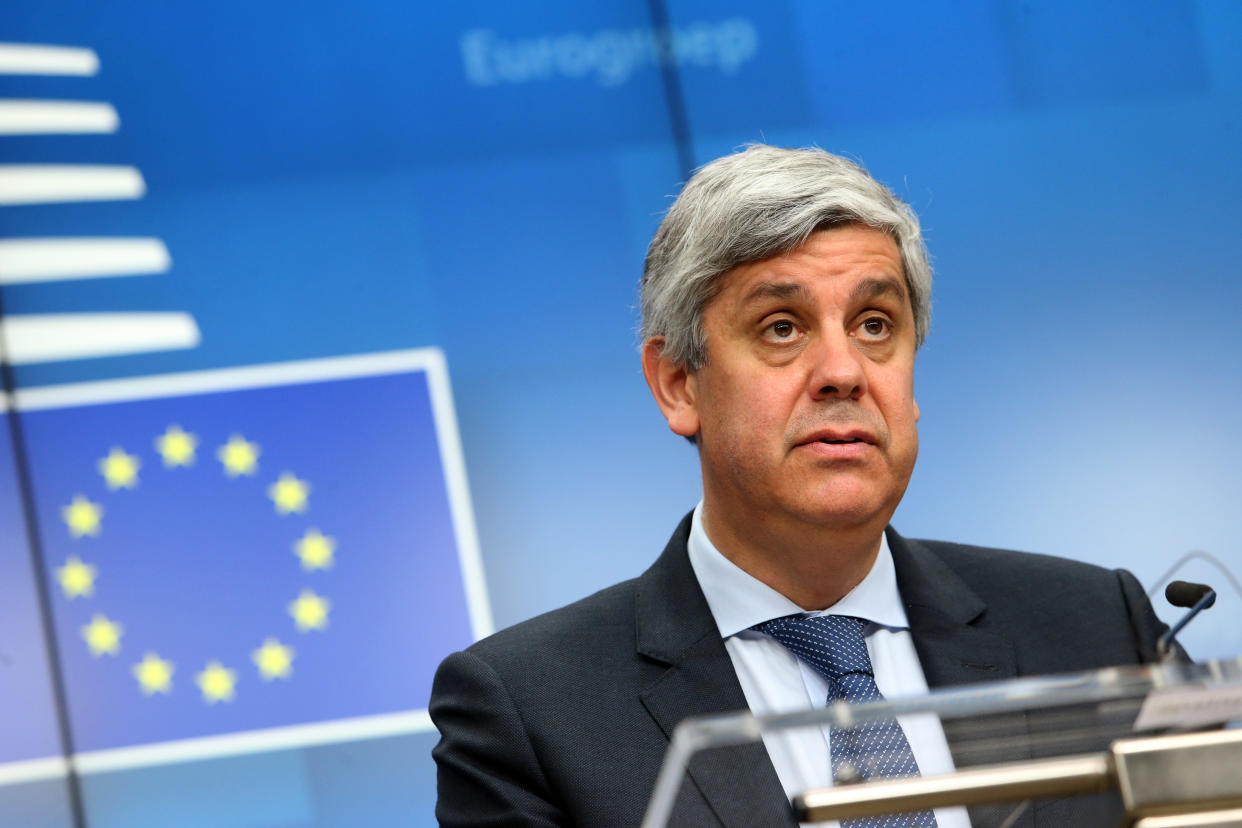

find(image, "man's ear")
[641,337,700,439]
[913,398,920,422]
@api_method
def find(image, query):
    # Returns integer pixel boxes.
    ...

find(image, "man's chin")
[783,490,896,532]
[794,507,886,532]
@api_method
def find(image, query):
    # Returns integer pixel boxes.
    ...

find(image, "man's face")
[678,224,920,537]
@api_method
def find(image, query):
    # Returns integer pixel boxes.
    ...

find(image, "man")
[430,145,1172,827]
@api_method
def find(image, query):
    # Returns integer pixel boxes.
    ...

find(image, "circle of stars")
[54,424,337,704]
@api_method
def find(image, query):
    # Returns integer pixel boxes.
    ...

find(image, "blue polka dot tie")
[755,614,938,827]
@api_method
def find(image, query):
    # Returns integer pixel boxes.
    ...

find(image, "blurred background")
[2,1,1240,825]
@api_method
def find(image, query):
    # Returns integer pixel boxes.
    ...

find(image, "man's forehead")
[719,224,902,287]
[735,276,908,309]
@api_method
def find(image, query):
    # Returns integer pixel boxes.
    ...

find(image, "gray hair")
[640,144,932,369]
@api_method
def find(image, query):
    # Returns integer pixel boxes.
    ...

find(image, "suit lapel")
[889,529,1036,828]
[888,529,1018,688]
[635,515,797,828]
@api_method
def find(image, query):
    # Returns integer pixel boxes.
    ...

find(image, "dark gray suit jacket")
[430,515,1172,827]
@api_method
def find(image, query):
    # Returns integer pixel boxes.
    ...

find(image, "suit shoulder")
[909,537,1122,589]
[898,536,1168,667]
[459,576,641,669]
[900,535,1155,632]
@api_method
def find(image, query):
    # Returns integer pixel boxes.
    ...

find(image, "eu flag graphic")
[19,350,487,756]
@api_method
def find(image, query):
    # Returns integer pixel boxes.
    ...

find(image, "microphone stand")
[1157,587,1217,660]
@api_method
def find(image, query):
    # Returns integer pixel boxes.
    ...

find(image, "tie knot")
[754,614,872,681]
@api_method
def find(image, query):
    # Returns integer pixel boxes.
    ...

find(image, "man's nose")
[807,331,867,401]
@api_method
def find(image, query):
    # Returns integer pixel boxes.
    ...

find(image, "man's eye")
[764,320,797,340]
[859,317,890,339]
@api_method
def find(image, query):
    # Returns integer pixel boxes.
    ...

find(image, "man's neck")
[699,502,885,611]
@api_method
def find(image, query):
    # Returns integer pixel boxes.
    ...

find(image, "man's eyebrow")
[850,277,907,305]
[739,281,811,306]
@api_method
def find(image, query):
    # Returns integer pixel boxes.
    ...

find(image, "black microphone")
[1157,580,1217,659]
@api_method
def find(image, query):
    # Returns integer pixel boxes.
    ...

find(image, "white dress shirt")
[686,503,970,828]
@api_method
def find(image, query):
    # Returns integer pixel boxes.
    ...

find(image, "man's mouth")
[799,428,876,446]
[794,427,879,456]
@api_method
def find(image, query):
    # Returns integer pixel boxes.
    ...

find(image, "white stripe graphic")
[72,710,435,774]
[0,100,119,135]
[425,348,494,639]
[0,313,200,364]
[0,238,171,284]
[0,710,436,784]
[0,757,70,788]
[0,43,99,76]
[0,165,145,206]
[14,349,454,410]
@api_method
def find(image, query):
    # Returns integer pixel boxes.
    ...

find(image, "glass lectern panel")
[643,658,1242,828]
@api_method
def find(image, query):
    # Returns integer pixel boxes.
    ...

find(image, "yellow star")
[252,637,295,681]
[268,472,310,515]
[217,434,260,477]
[97,447,140,490]
[81,614,123,657]
[288,589,331,632]
[61,495,103,538]
[155,424,198,467]
[56,555,97,599]
[294,528,335,571]
[133,652,174,695]
[195,660,238,704]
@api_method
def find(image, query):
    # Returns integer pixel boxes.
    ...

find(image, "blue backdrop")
[2,1,1240,825]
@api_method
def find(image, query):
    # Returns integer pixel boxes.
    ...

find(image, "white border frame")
[0,349,492,783]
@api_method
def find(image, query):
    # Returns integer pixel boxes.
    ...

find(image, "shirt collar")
[686,501,910,638]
